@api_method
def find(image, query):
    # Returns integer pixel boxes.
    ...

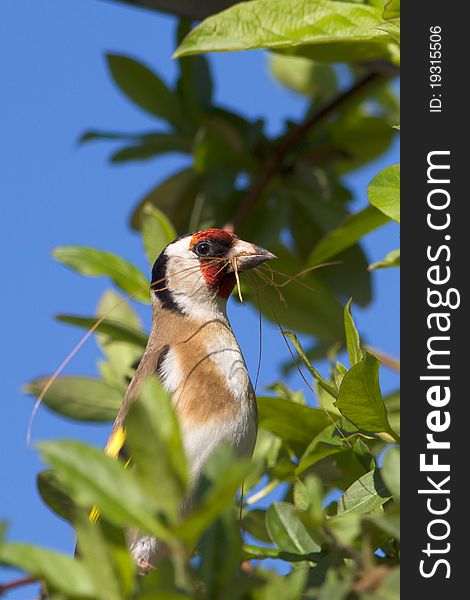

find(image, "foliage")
[1,0,400,598]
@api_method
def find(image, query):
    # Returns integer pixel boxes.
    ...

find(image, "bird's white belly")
[181,408,257,484]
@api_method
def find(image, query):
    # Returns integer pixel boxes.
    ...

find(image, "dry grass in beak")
[231,257,244,303]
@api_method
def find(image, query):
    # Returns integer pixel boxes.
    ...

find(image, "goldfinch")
[104,228,275,569]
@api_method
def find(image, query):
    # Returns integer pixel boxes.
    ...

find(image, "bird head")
[150,228,275,315]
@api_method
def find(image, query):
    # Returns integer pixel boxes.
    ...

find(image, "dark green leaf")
[106,54,188,133]
[110,134,191,163]
[309,206,389,266]
[37,469,76,523]
[130,168,202,230]
[177,21,213,124]
[335,352,395,436]
[258,396,333,456]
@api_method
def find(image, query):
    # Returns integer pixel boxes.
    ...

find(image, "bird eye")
[195,241,211,256]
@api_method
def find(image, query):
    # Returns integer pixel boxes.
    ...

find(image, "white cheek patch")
[158,347,182,393]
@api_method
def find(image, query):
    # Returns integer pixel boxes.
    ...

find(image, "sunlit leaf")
[369,248,400,270]
[24,376,122,422]
[368,164,400,223]
[38,440,171,540]
[141,204,176,265]
[53,246,150,303]
[55,314,147,349]
[337,468,391,515]
[344,300,362,367]
[174,0,391,61]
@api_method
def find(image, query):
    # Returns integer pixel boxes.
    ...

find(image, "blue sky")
[0,0,399,593]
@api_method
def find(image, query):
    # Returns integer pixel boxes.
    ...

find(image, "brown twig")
[0,576,37,597]
[228,71,387,229]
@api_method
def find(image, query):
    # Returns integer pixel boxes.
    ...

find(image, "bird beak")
[227,239,276,272]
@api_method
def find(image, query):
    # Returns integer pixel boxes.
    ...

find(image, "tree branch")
[0,576,37,597]
[229,71,390,230]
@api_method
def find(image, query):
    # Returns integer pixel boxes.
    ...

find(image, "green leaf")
[284,331,339,398]
[130,168,202,230]
[0,544,96,598]
[141,204,177,265]
[177,21,213,123]
[337,468,391,515]
[309,206,390,266]
[335,353,395,437]
[37,469,76,523]
[296,418,360,475]
[293,476,324,523]
[106,54,188,133]
[258,396,333,456]
[266,502,321,555]
[38,440,171,540]
[327,513,361,546]
[192,116,251,173]
[174,446,250,545]
[174,0,391,60]
[241,509,271,544]
[75,514,135,600]
[125,378,188,521]
[110,134,192,163]
[53,246,150,303]
[382,446,400,501]
[55,314,147,348]
[344,300,362,367]
[383,0,400,21]
[24,376,122,422]
[369,248,400,270]
[270,53,337,100]
[368,164,400,223]
[328,115,394,174]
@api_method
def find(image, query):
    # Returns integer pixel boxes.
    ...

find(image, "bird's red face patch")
[190,229,237,298]
[190,228,236,247]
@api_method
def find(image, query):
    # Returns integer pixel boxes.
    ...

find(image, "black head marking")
[156,344,170,380]
[151,251,181,313]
